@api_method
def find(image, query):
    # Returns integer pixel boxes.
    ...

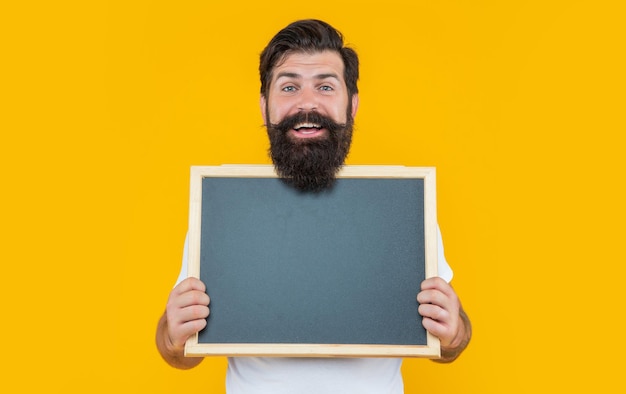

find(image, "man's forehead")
[272,51,345,80]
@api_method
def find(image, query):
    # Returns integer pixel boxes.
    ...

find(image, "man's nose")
[297,88,318,111]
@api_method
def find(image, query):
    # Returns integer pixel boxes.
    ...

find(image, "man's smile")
[290,122,327,139]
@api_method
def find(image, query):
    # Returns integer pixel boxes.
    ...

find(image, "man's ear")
[260,95,267,125]
[351,94,359,118]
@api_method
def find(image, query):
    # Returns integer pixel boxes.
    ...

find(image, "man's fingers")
[174,277,207,295]
[417,288,447,307]
[418,303,448,322]
[420,277,454,295]
[177,290,210,308]
[169,318,208,349]
[179,304,210,322]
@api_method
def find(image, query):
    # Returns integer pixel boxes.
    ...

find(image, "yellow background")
[2,0,625,392]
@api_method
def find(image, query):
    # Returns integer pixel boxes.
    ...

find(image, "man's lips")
[289,122,327,139]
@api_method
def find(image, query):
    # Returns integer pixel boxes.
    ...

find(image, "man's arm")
[156,277,210,369]
[417,277,472,363]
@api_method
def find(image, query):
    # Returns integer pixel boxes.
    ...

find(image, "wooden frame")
[185,165,440,358]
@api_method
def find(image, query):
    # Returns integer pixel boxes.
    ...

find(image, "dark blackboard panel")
[185,165,439,357]
[200,177,425,344]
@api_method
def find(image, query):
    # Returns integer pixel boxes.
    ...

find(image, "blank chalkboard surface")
[185,165,439,358]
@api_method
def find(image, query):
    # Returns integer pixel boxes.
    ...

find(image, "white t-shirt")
[176,225,452,394]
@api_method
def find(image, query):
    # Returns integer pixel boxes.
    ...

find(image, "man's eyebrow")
[315,73,340,80]
[275,72,301,80]
[275,72,341,81]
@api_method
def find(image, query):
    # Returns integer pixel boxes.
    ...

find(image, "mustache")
[268,111,347,134]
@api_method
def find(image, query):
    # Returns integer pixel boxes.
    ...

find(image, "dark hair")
[259,19,359,99]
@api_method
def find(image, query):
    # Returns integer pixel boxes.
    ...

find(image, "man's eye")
[319,86,333,91]
[282,86,297,92]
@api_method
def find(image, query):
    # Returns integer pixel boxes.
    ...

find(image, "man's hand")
[165,277,211,350]
[417,277,471,362]
[156,277,210,369]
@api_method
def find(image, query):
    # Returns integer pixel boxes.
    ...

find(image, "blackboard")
[185,165,439,358]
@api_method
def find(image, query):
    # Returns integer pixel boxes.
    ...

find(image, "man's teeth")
[294,123,322,131]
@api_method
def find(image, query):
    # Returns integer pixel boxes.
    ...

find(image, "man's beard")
[266,110,353,193]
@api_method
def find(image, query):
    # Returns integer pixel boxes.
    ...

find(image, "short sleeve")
[174,233,189,287]
[437,224,453,283]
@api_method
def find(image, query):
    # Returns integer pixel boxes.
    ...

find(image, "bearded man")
[259,21,359,192]
[156,19,471,394]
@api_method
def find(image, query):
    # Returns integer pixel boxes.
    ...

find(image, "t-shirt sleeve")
[174,233,189,287]
[437,224,454,283]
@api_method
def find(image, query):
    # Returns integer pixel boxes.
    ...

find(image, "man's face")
[261,51,359,192]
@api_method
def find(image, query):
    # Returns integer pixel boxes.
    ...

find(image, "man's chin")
[271,146,344,192]
[278,171,339,193]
